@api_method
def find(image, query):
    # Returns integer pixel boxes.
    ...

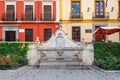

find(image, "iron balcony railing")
[21,13,35,21]
[40,13,55,21]
[92,12,109,20]
[70,12,83,20]
[2,13,17,21]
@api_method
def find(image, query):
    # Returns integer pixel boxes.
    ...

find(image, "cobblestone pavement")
[0,66,120,80]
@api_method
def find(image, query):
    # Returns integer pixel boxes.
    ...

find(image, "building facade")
[60,0,120,42]
[0,0,59,42]
[0,0,120,42]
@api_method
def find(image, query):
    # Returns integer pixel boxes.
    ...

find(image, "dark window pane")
[25,29,33,42]
[44,29,51,41]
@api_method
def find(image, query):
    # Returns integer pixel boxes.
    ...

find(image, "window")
[72,1,80,18]
[25,29,33,42]
[44,29,51,41]
[6,5,15,21]
[24,5,33,21]
[72,27,80,42]
[43,5,52,21]
[95,1,104,18]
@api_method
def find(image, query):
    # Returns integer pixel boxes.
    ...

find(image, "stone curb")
[92,66,120,73]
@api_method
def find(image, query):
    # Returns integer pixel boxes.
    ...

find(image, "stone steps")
[39,59,90,70]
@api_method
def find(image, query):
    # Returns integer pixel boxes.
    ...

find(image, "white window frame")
[24,2,34,20]
[5,2,16,20]
[56,0,59,22]
[42,2,53,21]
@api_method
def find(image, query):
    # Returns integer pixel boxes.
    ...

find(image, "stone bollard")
[27,44,40,67]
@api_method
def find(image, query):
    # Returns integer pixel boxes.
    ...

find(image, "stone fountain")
[27,30,94,67]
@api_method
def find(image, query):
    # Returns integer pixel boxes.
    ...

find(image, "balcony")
[70,12,83,20]
[2,13,17,21]
[92,12,109,20]
[22,13,35,21]
[40,13,55,21]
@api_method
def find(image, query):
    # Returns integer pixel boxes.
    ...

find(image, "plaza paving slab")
[0,66,120,80]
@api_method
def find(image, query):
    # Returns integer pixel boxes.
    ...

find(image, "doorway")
[95,26,105,42]
[5,31,16,41]
[72,27,80,42]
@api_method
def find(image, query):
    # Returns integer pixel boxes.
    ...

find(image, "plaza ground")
[0,66,120,80]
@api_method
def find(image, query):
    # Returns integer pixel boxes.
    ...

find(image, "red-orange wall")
[0,1,5,21]
[39,23,58,42]
[19,23,38,42]
[16,1,24,21]
[35,1,42,20]
[53,1,56,21]
[0,1,59,42]
[18,23,58,42]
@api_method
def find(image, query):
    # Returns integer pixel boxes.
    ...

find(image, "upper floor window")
[95,1,104,18]
[23,5,34,21]
[4,5,15,21]
[43,5,52,21]
[71,1,80,18]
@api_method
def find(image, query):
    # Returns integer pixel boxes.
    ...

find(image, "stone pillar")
[82,43,94,66]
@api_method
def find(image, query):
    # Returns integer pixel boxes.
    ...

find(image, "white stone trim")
[5,2,16,19]
[56,0,59,22]
[2,26,19,41]
[42,2,53,20]
[24,2,34,19]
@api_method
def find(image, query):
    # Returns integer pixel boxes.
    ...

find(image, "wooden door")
[44,5,52,21]
[72,27,80,42]
[95,26,105,42]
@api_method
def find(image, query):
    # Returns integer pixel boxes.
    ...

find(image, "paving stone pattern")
[0,66,120,80]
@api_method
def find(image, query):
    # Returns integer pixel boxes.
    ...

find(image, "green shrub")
[94,42,120,70]
[0,42,29,70]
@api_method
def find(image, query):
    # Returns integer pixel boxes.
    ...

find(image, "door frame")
[2,26,18,41]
